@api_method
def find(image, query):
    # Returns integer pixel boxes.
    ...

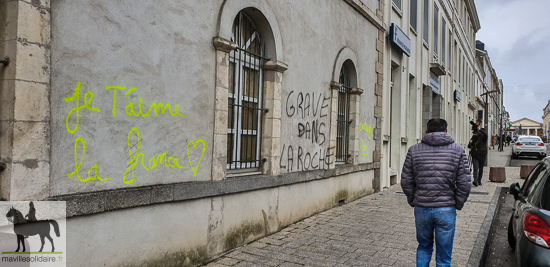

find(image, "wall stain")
[334,190,349,205]
[114,246,207,267]
[261,210,270,236]
[23,159,38,169]
[224,221,264,250]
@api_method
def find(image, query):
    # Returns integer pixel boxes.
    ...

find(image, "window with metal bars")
[227,12,268,170]
[336,67,352,163]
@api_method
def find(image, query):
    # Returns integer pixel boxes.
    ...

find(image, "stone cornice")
[350,88,364,95]
[330,81,342,90]
[342,0,386,32]
[212,37,237,53]
[264,60,288,72]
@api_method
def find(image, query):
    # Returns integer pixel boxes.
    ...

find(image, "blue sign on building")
[429,71,440,94]
[454,90,461,102]
[389,23,411,57]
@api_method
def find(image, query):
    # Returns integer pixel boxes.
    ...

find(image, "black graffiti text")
[279,145,333,171]
[286,91,330,119]
[297,120,326,145]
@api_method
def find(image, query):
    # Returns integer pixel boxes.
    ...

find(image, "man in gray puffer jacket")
[401,118,471,267]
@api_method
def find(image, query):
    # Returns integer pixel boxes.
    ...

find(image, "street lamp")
[480,89,500,130]
[498,107,506,152]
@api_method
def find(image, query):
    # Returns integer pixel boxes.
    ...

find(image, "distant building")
[543,100,550,140]
[511,118,543,137]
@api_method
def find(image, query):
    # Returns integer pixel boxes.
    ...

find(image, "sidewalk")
[204,146,520,267]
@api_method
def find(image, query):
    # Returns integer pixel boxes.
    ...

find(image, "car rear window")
[539,174,550,210]
[520,137,541,142]
[526,167,547,202]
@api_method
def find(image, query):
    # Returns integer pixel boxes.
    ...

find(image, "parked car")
[508,158,550,266]
[512,136,547,159]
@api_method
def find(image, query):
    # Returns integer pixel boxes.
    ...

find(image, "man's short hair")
[427,118,448,133]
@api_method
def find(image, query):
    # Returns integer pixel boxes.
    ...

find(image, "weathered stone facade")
[0,0,385,265]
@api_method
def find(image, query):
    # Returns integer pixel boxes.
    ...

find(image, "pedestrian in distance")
[506,135,512,146]
[401,118,471,267]
[491,134,496,150]
[469,128,488,186]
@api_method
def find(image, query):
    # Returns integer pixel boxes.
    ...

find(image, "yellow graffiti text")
[360,138,369,156]
[124,87,186,118]
[123,127,205,184]
[66,136,111,182]
[105,85,127,117]
[358,122,374,157]
[64,82,101,134]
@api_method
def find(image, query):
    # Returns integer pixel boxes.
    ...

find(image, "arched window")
[336,61,356,162]
[227,12,269,170]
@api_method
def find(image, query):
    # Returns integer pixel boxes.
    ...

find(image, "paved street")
[483,143,550,266]
[204,146,523,267]
[483,188,516,267]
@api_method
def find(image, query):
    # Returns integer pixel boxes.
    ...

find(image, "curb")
[505,151,512,167]
[467,186,506,267]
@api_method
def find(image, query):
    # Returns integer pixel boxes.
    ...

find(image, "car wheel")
[512,154,518,159]
[508,214,516,250]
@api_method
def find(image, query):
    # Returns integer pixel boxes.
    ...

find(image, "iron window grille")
[227,12,269,170]
[336,68,352,163]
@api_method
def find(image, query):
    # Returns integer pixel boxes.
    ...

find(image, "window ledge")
[226,170,262,178]
[422,40,429,49]
[392,3,403,17]
[410,27,418,36]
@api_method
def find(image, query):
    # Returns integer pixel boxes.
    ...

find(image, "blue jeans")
[472,156,486,183]
[414,206,457,267]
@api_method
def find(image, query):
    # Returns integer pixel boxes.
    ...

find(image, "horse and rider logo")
[4,202,61,252]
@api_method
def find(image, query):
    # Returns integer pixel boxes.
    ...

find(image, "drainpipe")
[0,57,9,173]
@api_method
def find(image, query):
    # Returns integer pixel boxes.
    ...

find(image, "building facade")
[0,0,508,265]
[381,0,483,186]
[0,0,386,265]
[474,44,504,146]
[543,100,550,140]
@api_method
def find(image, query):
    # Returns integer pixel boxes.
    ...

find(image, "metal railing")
[227,46,269,170]
[336,84,351,162]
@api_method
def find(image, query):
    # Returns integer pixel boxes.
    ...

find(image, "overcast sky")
[475,0,550,123]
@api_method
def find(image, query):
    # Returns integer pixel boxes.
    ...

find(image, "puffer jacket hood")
[422,132,455,146]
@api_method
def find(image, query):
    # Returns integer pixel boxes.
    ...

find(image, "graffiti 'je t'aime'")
[64,82,203,184]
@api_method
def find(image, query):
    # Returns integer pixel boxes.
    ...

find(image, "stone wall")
[0,0,386,265]
[0,0,51,200]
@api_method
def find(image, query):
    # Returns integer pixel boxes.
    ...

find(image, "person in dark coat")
[401,118,471,267]
[469,128,488,186]
[506,135,512,146]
